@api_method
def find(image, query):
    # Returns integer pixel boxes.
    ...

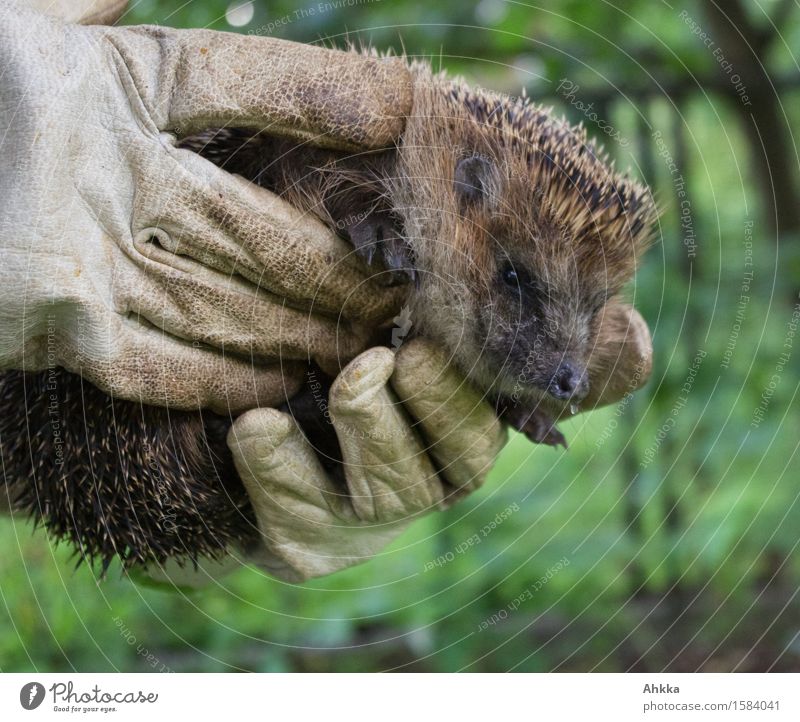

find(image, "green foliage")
[2,0,799,672]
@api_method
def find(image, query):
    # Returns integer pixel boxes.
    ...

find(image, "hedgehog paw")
[504,405,567,449]
[346,212,414,286]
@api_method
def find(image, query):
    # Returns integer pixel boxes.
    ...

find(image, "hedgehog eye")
[500,262,530,290]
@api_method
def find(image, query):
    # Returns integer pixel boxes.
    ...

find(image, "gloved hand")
[578,296,653,412]
[0,1,412,413]
[136,339,507,587]
[220,339,505,583]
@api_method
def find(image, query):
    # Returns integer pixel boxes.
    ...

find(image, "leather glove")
[0,1,412,413]
[130,306,649,588]
[577,296,653,413]
[233,339,507,582]
[139,339,508,586]
[137,305,649,588]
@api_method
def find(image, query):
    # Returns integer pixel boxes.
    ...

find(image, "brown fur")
[389,65,654,410]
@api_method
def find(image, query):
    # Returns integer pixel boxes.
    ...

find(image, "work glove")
[0,1,412,413]
[234,340,508,582]
[578,296,653,412]
[139,302,650,587]
[140,340,508,586]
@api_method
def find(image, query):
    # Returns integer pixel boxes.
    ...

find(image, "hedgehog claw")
[344,211,414,286]
[382,236,415,286]
[523,413,567,448]
[500,403,568,449]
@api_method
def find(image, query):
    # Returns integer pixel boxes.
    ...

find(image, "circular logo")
[20,682,45,711]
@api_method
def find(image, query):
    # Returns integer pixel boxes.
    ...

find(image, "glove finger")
[230,407,351,520]
[391,339,507,494]
[135,151,406,325]
[328,347,446,522]
[119,28,413,149]
[578,298,653,412]
[57,315,304,414]
[229,407,369,582]
[118,231,372,365]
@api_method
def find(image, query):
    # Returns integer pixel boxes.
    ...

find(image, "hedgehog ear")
[454,155,494,208]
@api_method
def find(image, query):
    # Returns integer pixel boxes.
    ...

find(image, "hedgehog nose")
[548,362,589,402]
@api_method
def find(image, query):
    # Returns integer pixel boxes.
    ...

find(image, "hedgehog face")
[430,154,618,409]
[480,252,594,406]
[404,147,651,411]
[392,73,655,410]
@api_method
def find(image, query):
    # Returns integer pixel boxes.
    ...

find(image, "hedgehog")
[0,58,655,572]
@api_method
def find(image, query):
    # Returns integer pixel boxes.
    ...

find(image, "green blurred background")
[2,0,799,672]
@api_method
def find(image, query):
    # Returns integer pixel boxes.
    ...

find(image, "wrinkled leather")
[229,339,508,583]
[0,1,412,412]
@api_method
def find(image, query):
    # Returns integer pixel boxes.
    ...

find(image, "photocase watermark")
[721,220,754,369]
[751,295,800,428]
[292,305,414,442]
[423,502,519,571]
[470,84,525,109]
[23,678,159,713]
[508,320,560,407]
[679,9,752,107]
[640,348,707,468]
[47,681,158,712]
[336,422,411,441]
[594,354,651,449]
[114,616,173,673]
[307,368,333,426]
[652,129,696,259]
[333,209,370,233]
[556,79,632,148]
[476,556,571,631]
[19,682,45,710]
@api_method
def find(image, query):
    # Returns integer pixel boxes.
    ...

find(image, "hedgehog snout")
[546,361,589,403]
